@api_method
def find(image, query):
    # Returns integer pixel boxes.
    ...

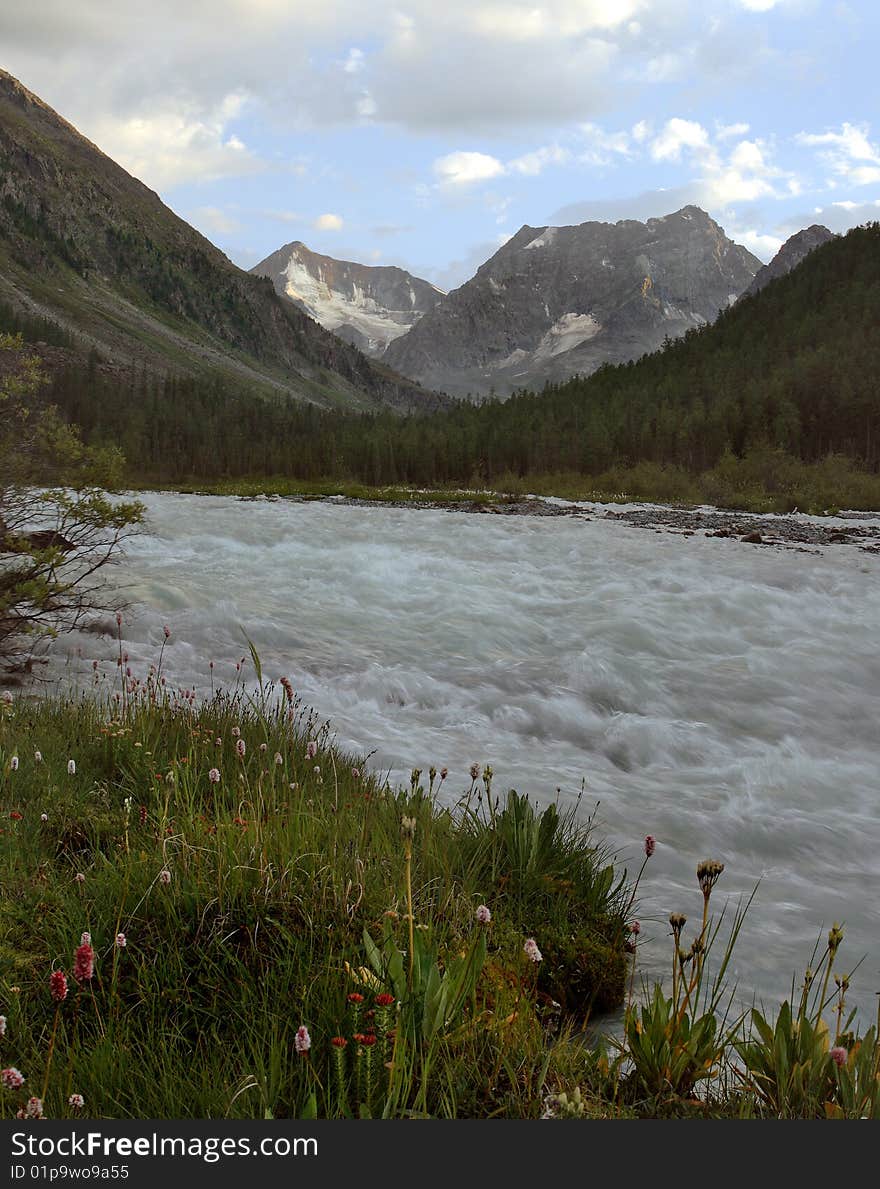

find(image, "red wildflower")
[73,941,95,982]
[347,992,364,1004]
[375,993,395,1008]
[330,1036,348,1049]
[49,970,68,1002]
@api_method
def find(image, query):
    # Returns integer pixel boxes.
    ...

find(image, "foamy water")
[50,493,880,1021]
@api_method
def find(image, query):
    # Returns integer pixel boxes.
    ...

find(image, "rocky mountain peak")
[744,225,836,297]
[384,206,760,399]
[250,241,443,356]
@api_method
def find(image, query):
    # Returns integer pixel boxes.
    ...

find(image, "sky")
[2,1,879,288]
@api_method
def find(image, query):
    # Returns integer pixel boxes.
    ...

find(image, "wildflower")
[163,625,171,639]
[67,759,76,776]
[115,611,122,627]
[294,1025,311,1054]
[274,753,283,766]
[347,992,365,1004]
[475,905,492,925]
[400,815,417,841]
[375,993,395,1008]
[236,739,246,759]
[208,767,221,784]
[697,860,724,896]
[1,691,12,705]
[10,756,18,771]
[524,938,543,963]
[68,1093,84,1110]
[280,676,294,701]
[469,762,480,781]
[669,913,687,938]
[50,970,69,1002]
[306,741,318,760]
[1,1067,25,1090]
[351,767,360,779]
[629,920,641,935]
[828,923,845,956]
[25,1097,43,1119]
[139,805,147,826]
[0,1016,6,1037]
[215,737,222,746]
[259,742,267,754]
[10,811,22,821]
[115,933,127,949]
[439,767,448,780]
[73,941,95,983]
[34,751,42,763]
[81,932,91,946]
[830,1046,847,1068]
[330,1036,348,1048]
[644,835,656,857]
[231,726,241,738]
[74,873,86,885]
[359,1033,377,1047]
[158,869,172,886]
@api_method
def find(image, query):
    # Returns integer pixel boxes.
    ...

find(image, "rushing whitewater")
[51,493,880,1020]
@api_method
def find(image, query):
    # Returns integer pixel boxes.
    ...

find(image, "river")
[49,492,880,1023]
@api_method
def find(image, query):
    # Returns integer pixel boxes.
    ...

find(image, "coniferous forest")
[4,223,879,506]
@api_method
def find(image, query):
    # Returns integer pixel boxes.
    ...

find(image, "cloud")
[87,97,264,189]
[796,122,880,187]
[433,151,506,186]
[734,229,783,260]
[190,206,240,236]
[650,118,714,162]
[509,144,572,176]
[314,213,344,231]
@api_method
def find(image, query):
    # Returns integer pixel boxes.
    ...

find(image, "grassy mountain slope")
[0,69,443,413]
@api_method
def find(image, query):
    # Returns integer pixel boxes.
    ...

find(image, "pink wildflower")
[115,933,127,949]
[73,941,95,983]
[476,905,492,925]
[50,970,68,1002]
[236,738,246,759]
[306,741,318,760]
[2,1067,25,1090]
[40,813,48,822]
[294,1025,311,1054]
[644,835,656,858]
[34,751,42,763]
[524,938,543,963]
[231,726,241,738]
[163,625,171,639]
[629,920,641,935]
[469,762,480,781]
[158,869,172,885]
[0,1016,6,1038]
[74,873,85,885]
[80,932,91,946]
[68,1093,84,1110]
[10,756,18,771]
[830,1046,847,1068]
[208,767,221,784]
[351,767,360,779]
[439,767,448,780]
[67,759,76,776]
[274,753,283,766]
[25,1097,43,1119]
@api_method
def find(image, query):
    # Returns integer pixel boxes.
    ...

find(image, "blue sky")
[3,1,879,287]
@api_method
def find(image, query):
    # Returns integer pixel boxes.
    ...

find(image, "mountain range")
[0,68,442,414]
[250,241,443,356]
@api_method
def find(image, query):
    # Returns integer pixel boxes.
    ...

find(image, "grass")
[1,643,877,1120]
[126,450,880,515]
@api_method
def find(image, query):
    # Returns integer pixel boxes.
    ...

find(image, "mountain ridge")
[251,240,443,356]
[0,68,445,413]
[384,205,761,398]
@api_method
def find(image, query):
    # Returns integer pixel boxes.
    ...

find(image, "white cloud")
[433,151,505,186]
[716,121,750,141]
[650,118,714,162]
[191,206,240,236]
[88,97,263,189]
[342,48,365,73]
[577,123,633,166]
[509,144,571,176]
[738,0,782,11]
[631,120,651,143]
[732,229,783,260]
[796,122,880,187]
[314,213,344,231]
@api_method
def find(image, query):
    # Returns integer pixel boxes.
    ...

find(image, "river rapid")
[50,492,880,1022]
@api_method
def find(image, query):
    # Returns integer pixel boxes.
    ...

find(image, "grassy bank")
[131,450,880,515]
[1,652,877,1119]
